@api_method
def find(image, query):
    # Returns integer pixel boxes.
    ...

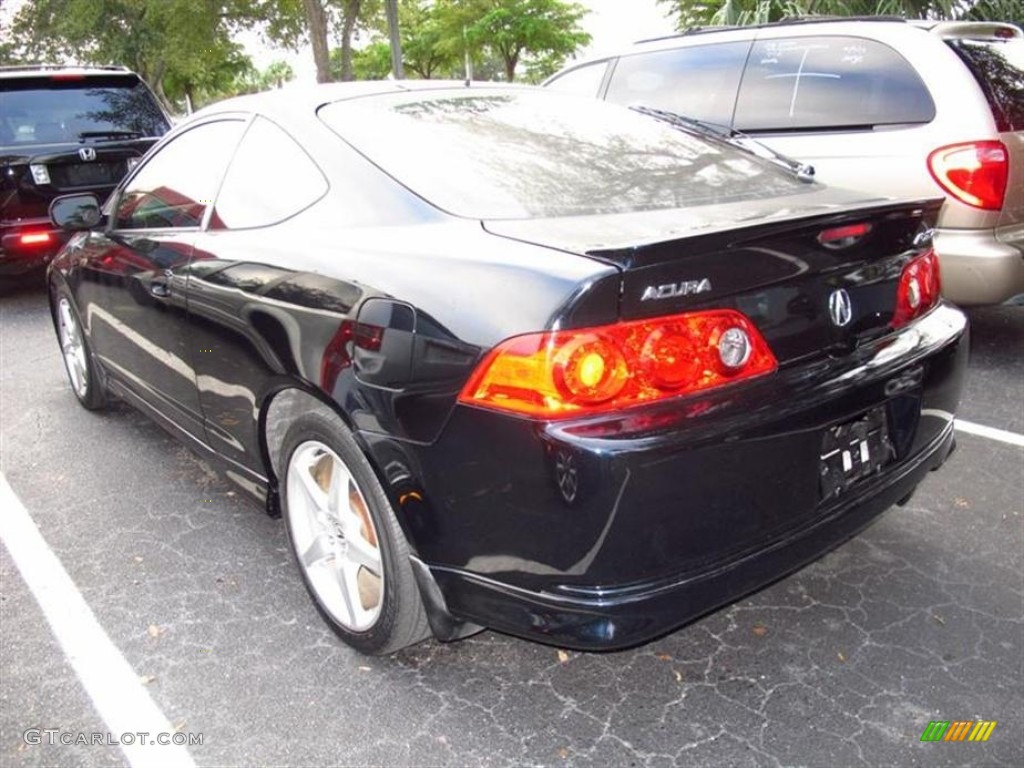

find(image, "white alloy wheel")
[286,440,384,631]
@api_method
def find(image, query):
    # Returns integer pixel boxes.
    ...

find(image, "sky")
[244,0,680,81]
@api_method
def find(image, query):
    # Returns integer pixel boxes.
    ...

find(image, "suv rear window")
[948,38,1024,132]
[0,74,169,145]
[734,36,935,132]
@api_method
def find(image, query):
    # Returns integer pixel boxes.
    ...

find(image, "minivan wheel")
[281,412,430,655]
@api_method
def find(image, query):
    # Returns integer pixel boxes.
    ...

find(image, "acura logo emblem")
[78,147,96,161]
[828,288,853,327]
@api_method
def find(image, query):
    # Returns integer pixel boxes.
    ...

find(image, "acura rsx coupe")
[47,82,967,655]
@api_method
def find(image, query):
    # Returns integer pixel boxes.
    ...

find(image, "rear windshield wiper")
[78,130,142,141]
[630,105,816,182]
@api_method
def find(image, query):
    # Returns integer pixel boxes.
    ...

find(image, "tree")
[396,0,459,79]
[242,0,382,82]
[434,0,591,82]
[333,41,392,79]
[657,1,1021,29]
[232,60,297,97]
[303,0,334,82]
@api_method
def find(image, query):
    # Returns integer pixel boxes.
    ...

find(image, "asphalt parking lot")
[1,281,1021,768]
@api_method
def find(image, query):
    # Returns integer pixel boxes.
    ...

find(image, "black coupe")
[47,82,967,654]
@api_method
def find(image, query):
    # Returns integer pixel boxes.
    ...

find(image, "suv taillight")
[927,141,1008,211]
[892,249,941,328]
[459,310,777,419]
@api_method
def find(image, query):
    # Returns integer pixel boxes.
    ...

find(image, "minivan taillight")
[927,141,1008,211]
[459,310,777,419]
[892,249,941,328]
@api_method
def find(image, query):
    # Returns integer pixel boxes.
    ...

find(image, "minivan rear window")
[949,38,1024,132]
[604,42,750,127]
[734,36,935,132]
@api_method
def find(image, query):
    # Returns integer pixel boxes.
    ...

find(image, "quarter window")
[734,36,935,131]
[604,42,750,127]
[949,38,1024,132]
[114,120,244,230]
[211,116,328,230]
[545,61,609,98]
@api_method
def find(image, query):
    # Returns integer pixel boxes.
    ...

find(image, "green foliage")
[437,0,591,82]
[465,0,591,81]
[234,59,297,95]
[342,0,590,82]
[332,41,393,79]
[656,0,1021,29]
[396,0,460,79]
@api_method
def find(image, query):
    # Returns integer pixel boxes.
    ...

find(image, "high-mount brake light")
[927,141,1008,211]
[19,232,53,246]
[459,310,777,419]
[892,249,941,328]
[818,222,872,248]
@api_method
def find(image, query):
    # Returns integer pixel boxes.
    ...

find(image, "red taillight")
[927,141,1008,210]
[892,249,941,328]
[459,310,777,418]
[19,232,53,246]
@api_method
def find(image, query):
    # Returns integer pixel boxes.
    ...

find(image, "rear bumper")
[933,227,1024,305]
[401,304,968,649]
[428,422,956,650]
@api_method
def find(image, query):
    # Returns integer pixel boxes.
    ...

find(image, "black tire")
[280,411,430,655]
[51,285,107,410]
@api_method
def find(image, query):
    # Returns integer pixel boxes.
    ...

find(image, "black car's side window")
[114,120,245,230]
[545,61,610,97]
[210,116,328,230]
[603,42,750,127]
[734,36,936,132]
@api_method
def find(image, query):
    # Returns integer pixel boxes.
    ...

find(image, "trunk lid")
[484,191,943,364]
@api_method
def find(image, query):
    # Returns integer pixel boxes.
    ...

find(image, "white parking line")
[0,473,197,768]
[956,419,1024,448]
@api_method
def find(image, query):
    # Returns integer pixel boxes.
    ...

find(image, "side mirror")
[49,194,103,231]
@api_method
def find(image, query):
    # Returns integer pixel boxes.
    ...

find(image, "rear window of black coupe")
[319,90,810,220]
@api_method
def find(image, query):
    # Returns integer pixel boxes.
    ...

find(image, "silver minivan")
[547,19,1024,305]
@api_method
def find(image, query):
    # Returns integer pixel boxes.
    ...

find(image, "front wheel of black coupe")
[52,286,107,410]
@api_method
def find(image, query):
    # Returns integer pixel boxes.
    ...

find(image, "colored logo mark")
[920,720,997,742]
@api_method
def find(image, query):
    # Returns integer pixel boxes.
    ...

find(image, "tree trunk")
[339,1,361,81]
[384,0,403,79]
[504,52,518,82]
[303,0,332,83]
[148,60,175,115]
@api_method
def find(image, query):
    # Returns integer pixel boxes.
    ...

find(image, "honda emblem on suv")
[829,288,853,327]
[78,147,97,161]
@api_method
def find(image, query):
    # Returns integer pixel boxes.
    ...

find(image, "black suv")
[1,65,171,280]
